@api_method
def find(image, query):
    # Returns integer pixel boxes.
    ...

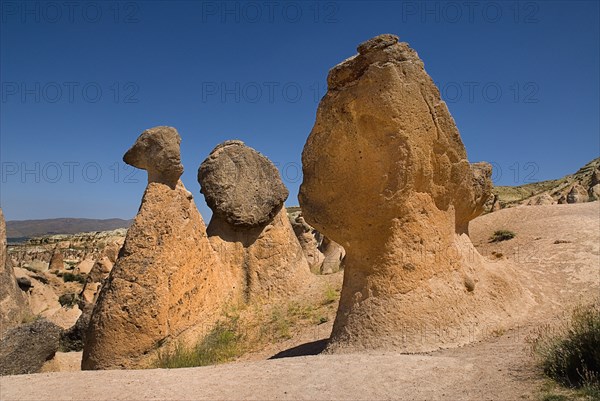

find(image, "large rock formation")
[0,318,63,375]
[567,184,588,204]
[0,208,29,335]
[199,141,312,302]
[300,34,527,352]
[83,127,232,370]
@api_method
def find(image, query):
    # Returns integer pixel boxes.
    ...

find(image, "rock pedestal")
[82,127,232,370]
[300,34,528,352]
[199,141,312,302]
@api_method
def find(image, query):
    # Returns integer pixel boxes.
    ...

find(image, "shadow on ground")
[269,339,328,359]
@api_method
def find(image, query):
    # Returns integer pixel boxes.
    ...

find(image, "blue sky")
[1,0,599,221]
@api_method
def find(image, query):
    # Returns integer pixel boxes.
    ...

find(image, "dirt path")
[1,202,598,401]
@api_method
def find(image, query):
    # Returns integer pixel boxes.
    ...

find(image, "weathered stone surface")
[0,318,62,375]
[201,141,312,302]
[567,184,588,204]
[48,248,64,271]
[60,302,92,352]
[289,212,325,273]
[102,241,122,264]
[199,141,289,227]
[591,167,600,187]
[526,192,555,206]
[319,237,345,275]
[123,126,184,188]
[208,208,312,301]
[589,183,600,201]
[300,34,527,353]
[0,208,29,335]
[83,130,232,370]
[455,162,493,234]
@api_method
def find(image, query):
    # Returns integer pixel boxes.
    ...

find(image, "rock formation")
[48,248,64,271]
[454,162,493,235]
[489,158,600,210]
[199,140,288,227]
[0,208,29,335]
[589,184,600,201]
[83,126,232,370]
[526,192,555,206]
[0,318,62,375]
[289,212,325,273]
[123,126,184,189]
[567,184,588,203]
[319,237,346,275]
[199,140,312,301]
[300,34,528,352]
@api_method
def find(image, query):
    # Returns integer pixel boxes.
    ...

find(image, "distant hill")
[490,157,600,209]
[6,218,133,240]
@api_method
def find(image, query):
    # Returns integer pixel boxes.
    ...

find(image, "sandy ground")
[1,202,598,401]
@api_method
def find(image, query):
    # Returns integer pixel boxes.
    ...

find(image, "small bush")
[528,300,600,390]
[155,319,242,368]
[489,229,516,242]
[62,272,86,284]
[58,293,79,308]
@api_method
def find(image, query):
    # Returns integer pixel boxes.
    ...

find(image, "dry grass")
[528,299,600,396]
[154,284,341,369]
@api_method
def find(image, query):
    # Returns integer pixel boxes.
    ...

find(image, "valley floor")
[1,202,598,401]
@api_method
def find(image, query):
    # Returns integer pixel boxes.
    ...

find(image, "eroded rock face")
[198,141,289,227]
[319,237,345,275]
[455,162,493,234]
[0,318,62,375]
[83,128,231,370]
[200,141,312,302]
[589,184,600,201]
[0,208,29,335]
[567,184,588,204]
[289,213,325,273]
[48,248,64,271]
[123,126,184,188]
[526,192,555,206]
[300,34,527,352]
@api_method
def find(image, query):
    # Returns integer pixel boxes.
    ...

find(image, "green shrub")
[529,300,600,390]
[489,229,516,242]
[155,319,242,368]
[62,272,86,284]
